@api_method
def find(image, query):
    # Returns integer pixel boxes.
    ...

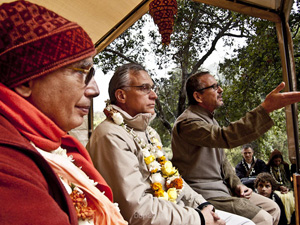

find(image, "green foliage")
[151,69,182,146]
[94,1,300,166]
[217,3,300,166]
[94,16,150,73]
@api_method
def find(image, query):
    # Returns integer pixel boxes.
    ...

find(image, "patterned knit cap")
[0,0,96,88]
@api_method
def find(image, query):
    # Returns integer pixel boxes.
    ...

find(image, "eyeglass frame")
[121,83,158,94]
[67,66,95,85]
[196,83,220,92]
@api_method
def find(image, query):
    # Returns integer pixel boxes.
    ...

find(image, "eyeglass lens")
[85,67,95,85]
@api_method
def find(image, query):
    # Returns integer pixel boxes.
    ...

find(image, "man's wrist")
[197,202,215,211]
[195,208,205,225]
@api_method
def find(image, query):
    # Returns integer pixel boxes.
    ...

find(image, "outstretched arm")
[261,82,300,113]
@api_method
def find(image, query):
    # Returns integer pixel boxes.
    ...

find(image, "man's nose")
[149,89,158,99]
[85,77,100,98]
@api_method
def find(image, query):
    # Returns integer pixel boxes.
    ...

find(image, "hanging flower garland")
[69,184,95,223]
[149,0,178,45]
[104,103,184,203]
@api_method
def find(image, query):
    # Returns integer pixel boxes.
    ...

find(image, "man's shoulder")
[0,115,34,150]
[235,161,244,169]
[176,106,209,123]
[93,119,126,137]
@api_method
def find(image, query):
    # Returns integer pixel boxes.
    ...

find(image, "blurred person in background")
[235,144,268,190]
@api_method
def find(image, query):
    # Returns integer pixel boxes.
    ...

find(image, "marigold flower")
[70,189,94,220]
[157,156,166,162]
[150,169,158,173]
[173,178,183,189]
[151,182,162,191]
[144,155,155,165]
[154,188,165,197]
[157,156,167,165]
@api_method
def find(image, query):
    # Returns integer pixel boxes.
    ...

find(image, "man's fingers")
[282,92,300,102]
[272,82,285,94]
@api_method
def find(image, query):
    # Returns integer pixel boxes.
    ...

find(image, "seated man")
[0,1,126,224]
[171,71,300,225]
[87,63,255,225]
[235,144,268,189]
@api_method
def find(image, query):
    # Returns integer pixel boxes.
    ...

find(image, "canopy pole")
[277,12,299,225]
[275,13,299,172]
[88,99,94,139]
[280,13,300,173]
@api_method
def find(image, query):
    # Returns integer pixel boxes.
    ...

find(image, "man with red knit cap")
[0,1,127,225]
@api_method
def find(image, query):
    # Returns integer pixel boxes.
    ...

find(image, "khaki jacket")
[171,105,273,200]
[87,105,206,225]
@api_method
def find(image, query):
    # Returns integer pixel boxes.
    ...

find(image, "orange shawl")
[0,83,127,224]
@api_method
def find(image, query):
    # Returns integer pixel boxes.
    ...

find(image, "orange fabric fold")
[37,148,128,225]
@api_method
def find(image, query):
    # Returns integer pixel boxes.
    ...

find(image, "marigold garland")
[105,103,184,203]
[70,187,95,220]
[48,146,96,224]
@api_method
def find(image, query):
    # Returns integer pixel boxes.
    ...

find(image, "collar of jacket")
[187,104,215,119]
[111,104,156,131]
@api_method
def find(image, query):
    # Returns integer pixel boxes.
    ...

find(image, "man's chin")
[216,102,224,109]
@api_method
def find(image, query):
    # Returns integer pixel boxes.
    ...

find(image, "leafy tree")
[95,1,255,145]
[218,2,300,163]
[94,1,299,159]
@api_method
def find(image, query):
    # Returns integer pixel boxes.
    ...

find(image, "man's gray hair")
[241,144,254,153]
[109,63,146,104]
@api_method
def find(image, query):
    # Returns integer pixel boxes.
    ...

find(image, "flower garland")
[49,147,96,224]
[70,184,94,222]
[104,104,184,203]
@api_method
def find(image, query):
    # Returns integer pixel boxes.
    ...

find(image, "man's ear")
[13,81,33,98]
[193,91,202,103]
[115,89,127,104]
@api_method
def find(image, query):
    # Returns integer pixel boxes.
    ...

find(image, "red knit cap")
[0,0,96,88]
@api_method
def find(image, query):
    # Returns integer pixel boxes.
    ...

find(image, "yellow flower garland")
[105,104,184,203]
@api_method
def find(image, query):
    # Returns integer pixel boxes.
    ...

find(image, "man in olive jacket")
[172,72,300,225]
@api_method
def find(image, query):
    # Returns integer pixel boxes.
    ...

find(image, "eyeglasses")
[122,83,158,94]
[197,83,220,92]
[67,67,95,85]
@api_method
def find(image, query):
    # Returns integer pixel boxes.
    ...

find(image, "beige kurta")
[87,105,206,225]
[171,105,275,219]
